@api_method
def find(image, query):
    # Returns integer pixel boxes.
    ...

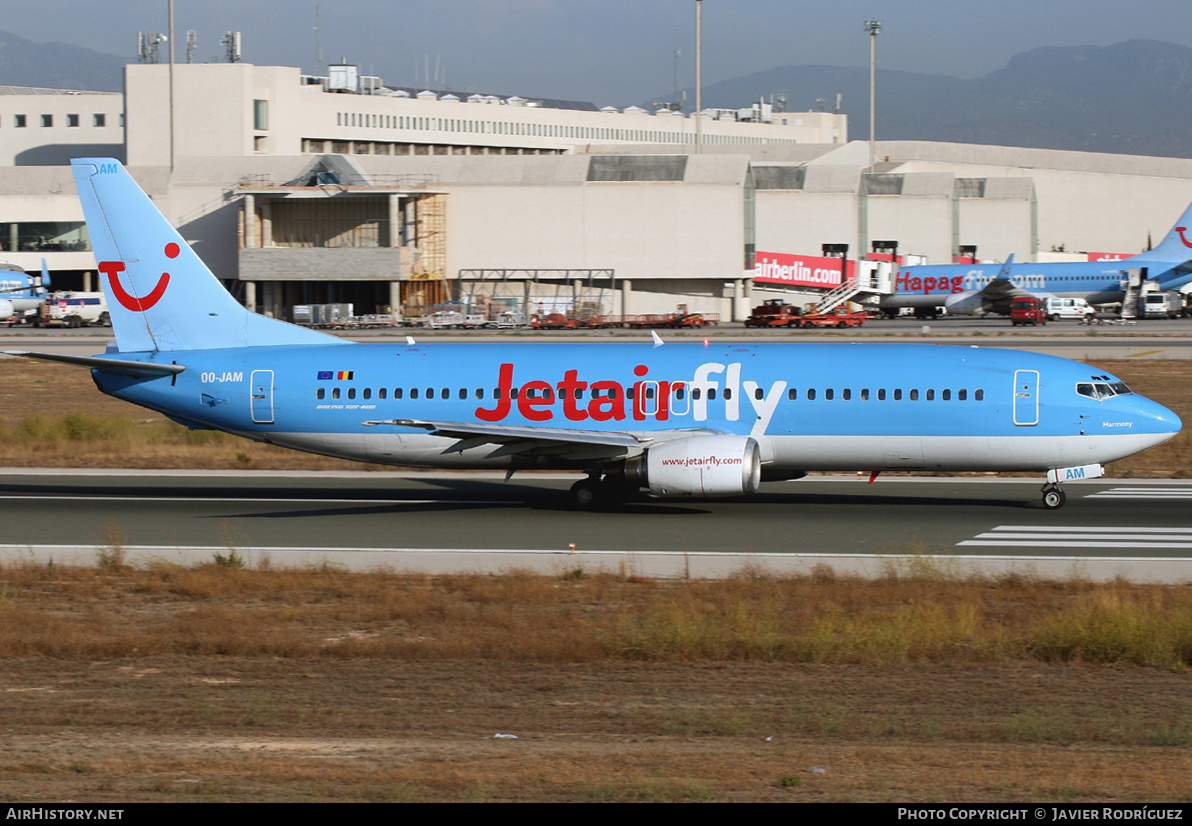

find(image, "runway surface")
[2,470,1190,582]
[6,324,1192,364]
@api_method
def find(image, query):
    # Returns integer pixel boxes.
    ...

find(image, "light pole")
[865,19,882,172]
[695,0,702,154]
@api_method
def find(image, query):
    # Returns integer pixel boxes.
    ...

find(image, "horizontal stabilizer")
[4,350,185,377]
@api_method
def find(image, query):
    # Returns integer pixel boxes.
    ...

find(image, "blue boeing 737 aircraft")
[0,260,50,323]
[880,201,1192,316]
[6,159,1183,509]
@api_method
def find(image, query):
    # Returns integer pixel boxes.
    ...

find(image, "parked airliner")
[0,260,50,323]
[880,201,1192,316]
[6,160,1183,509]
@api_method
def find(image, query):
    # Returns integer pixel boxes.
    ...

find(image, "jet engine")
[942,291,989,316]
[0,299,14,321]
[626,434,761,498]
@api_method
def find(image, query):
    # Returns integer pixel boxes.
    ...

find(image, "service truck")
[1142,291,1184,319]
[40,292,109,327]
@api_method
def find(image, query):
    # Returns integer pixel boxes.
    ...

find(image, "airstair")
[813,260,896,313]
[1119,267,1147,319]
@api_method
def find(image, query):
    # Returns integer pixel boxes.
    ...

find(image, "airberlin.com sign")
[753,252,851,288]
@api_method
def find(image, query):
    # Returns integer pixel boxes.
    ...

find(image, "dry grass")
[2,560,1192,802]
[3,560,1192,668]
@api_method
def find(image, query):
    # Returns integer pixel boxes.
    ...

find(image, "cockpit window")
[1076,381,1133,400]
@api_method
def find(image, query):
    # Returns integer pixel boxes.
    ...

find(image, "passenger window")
[942,389,950,401]
[363,388,371,400]
[975,389,984,401]
[825,389,834,400]
[926,389,934,400]
[411,388,419,399]
[909,389,918,401]
[317,387,325,400]
[459,388,467,400]
[692,388,702,400]
[379,388,387,400]
[860,389,869,401]
[788,388,797,400]
[707,388,717,400]
[674,387,686,400]
[332,387,340,400]
[754,387,764,401]
[878,389,886,401]
[894,389,902,400]
[394,388,403,399]
[807,389,816,401]
[347,388,356,400]
[723,388,732,400]
[843,389,851,401]
[958,389,967,401]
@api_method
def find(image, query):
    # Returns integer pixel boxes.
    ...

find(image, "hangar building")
[0,61,1190,322]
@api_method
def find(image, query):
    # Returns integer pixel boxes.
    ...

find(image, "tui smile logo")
[98,243,176,312]
[1176,227,1192,249]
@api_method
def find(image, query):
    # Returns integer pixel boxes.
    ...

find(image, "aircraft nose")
[1137,396,1182,448]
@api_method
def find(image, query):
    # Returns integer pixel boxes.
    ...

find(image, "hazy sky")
[6,0,1192,106]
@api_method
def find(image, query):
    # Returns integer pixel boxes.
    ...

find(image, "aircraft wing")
[0,283,40,296]
[362,418,723,460]
[974,278,1024,301]
[976,254,1023,299]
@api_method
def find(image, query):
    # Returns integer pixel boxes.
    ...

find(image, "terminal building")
[1,60,1191,322]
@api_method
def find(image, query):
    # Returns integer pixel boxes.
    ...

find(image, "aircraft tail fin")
[1130,201,1192,262]
[70,158,343,353]
[995,254,1015,279]
[38,259,50,292]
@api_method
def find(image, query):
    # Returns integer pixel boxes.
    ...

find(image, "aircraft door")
[250,369,275,424]
[1013,369,1039,426]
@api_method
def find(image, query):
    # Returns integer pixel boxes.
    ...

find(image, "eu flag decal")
[317,371,354,380]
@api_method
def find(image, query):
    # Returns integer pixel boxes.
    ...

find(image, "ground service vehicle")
[798,306,866,328]
[1010,296,1047,326]
[1043,297,1093,321]
[40,292,109,327]
[7,159,1182,512]
[745,299,801,327]
[1142,291,1185,319]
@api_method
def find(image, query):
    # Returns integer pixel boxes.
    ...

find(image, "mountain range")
[664,40,1192,158]
[2,30,1191,159]
[0,29,124,92]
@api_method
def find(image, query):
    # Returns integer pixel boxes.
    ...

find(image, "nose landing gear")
[1041,483,1067,510]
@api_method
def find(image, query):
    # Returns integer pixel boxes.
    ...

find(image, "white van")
[1043,297,1093,321]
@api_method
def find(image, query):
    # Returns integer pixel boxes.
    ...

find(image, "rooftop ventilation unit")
[328,64,359,93]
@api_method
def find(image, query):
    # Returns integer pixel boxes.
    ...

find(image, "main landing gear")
[569,473,638,508]
[1041,483,1067,510]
